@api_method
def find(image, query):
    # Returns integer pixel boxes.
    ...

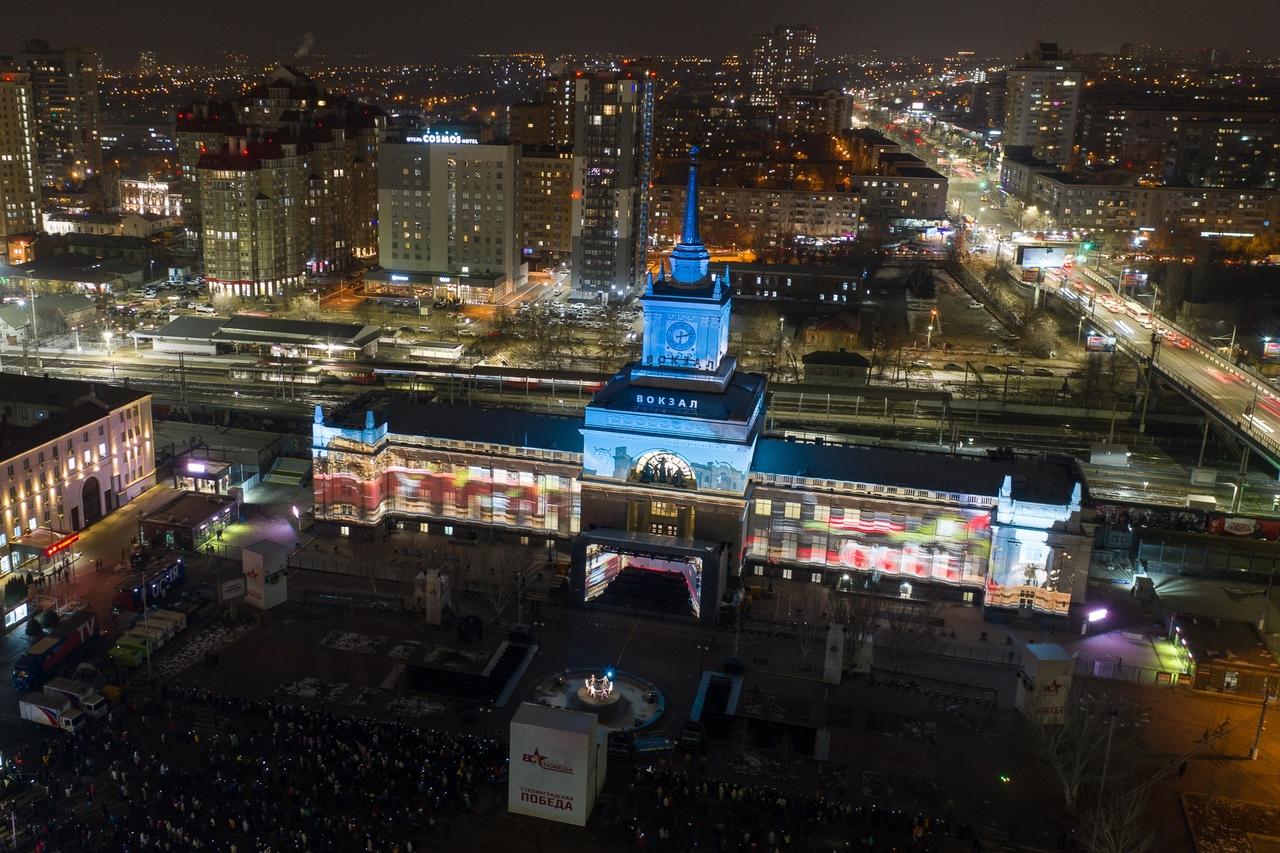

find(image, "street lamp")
[103,330,116,380]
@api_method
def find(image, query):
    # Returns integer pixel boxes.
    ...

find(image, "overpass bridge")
[1001,261,1280,477]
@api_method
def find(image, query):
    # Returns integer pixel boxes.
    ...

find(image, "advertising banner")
[1017,246,1072,269]
[218,577,246,603]
[1014,643,1074,725]
[1020,267,1041,283]
[508,703,605,827]
[1265,341,1280,360]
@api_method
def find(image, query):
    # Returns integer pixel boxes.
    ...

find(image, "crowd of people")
[9,686,507,852]
[2,684,995,852]
[610,765,986,853]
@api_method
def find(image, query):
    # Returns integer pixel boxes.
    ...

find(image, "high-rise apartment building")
[1002,42,1083,166]
[0,72,41,262]
[774,90,853,136]
[749,25,818,108]
[2,40,101,188]
[179,66,383,281]
[570,71,654,297]
[509,76,576,148]
[371,133,525,304]
[517,147,575,266]
[198,137,311,298]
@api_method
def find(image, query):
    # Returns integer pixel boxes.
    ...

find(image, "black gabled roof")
[751,437,1080,505]
[381,401,583,454]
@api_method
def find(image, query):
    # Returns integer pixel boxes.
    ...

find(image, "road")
[1042,265,1280,467]
[867,114,1280,472]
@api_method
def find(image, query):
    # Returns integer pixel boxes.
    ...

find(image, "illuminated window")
[754,498,772,516]
[784,502,801,520]
[650,501,678,518]
[339,525,350,537]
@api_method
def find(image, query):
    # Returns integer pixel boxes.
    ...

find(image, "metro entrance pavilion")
[312,152,1092,625]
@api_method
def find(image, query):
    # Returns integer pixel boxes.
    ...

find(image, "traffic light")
[1080,241,1094,252]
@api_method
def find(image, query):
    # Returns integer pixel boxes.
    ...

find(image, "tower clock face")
[666,321,696,352]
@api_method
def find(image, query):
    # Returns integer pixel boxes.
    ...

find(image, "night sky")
[10,0,1280,64]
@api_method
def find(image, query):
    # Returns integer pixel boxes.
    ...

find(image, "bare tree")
[1080,785,1155,853]
[288,294,323,321]
[793,586,830,664]
[1026,684,1141,814]
[832,592,879,674]
[881,599,943,661]
[211,292,243,315]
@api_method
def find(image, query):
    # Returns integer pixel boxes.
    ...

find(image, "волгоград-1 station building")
[312,152,1093,626]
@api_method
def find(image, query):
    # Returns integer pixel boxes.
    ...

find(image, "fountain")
[531,667,665,732]
[577,672,621,708]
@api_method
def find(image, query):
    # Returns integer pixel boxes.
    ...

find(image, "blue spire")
[669,146,711,285]
[681,146,701,246]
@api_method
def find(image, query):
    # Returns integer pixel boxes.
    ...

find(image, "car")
[1068,369,1086,378]
[1033,367,1054,377]
[969,301,984,309]
[195,304,217,315]
[943,362,962,371]
[983,364,1003,374]
[1005,364,1025,375]
[911,359,932,369]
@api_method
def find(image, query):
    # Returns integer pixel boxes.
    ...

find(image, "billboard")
[1121,271,1148,288]
[1016,246,1071,269]
[579,433,755,495]
[1085,334,1117,353]
[314,437,581,536]
[509,703,606,827]
[1020,268,1041,283]
[1265,341,1280,360]
[743,493,993,588]
[584,545,703,617]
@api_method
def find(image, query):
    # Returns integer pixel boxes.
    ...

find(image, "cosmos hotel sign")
[405,131,478,144]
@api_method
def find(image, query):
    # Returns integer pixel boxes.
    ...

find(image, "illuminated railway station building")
[313,152,1093,624]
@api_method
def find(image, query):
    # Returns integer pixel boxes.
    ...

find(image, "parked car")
[1033,367,1054,377]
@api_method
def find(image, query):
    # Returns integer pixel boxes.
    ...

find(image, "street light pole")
[1251,678,1271,760]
